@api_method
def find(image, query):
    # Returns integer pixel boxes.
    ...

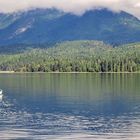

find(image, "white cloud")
[135,2,140,7]
[0,0,140,19]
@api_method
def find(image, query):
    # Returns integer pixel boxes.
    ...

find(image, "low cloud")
[0,0,140,19]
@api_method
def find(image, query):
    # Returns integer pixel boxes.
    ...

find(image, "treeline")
[0,41,140,72]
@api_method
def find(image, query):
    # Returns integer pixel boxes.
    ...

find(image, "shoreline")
[0,71,15,73]
[0,71,140,74]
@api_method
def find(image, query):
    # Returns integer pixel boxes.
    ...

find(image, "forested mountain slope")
[0,41,139,72]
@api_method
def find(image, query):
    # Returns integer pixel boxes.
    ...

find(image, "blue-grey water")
[0,73,140,140]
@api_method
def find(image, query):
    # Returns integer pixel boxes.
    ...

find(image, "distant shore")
[0,71,15,73]
[0,71,140,74]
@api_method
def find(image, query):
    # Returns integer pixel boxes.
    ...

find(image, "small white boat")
[0,89,3,99]
[0,89,2,94]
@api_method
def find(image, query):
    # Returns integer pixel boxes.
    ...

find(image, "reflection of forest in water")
[0,73,139,98]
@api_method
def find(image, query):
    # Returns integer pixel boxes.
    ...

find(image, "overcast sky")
[0,0,140,18]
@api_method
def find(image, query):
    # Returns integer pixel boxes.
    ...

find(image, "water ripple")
[0,96,140,140]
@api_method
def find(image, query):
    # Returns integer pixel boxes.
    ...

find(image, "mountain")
[0,9,140,45]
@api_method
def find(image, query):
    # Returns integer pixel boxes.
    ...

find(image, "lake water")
[0,73,140,140]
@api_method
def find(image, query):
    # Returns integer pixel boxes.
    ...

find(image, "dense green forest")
[0,41,140,72]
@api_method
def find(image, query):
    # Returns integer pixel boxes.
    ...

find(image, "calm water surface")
[0,73,140,140]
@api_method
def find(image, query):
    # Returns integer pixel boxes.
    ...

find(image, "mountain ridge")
[0,8,140,46]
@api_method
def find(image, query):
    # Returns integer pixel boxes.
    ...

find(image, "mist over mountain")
[1,0,140,19]
[0,8,140,46]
